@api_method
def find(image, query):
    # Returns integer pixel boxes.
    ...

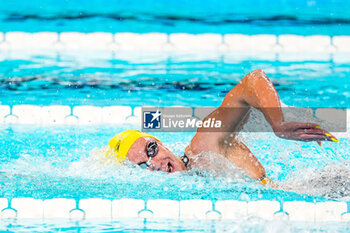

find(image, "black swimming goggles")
[138,141,158,169]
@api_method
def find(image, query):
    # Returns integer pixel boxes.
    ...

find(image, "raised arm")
[187,69,337,187]
[219,69,338,143]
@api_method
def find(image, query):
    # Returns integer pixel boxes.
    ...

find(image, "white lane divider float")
[115,33,168,51]
[43,198,76,219]
[0,32,350,54]
[0,198,349,222]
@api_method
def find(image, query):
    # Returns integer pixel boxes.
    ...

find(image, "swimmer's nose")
[148,160,161,171]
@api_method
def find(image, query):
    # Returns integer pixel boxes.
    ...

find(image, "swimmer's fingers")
[296,127,339,142]
[291,122,320,130]
[298,134,328,141]
[274,122,339,143]
[320,129,339,142]
[298,132,334,142]
[276,122,320,133]
[295,128,323,134]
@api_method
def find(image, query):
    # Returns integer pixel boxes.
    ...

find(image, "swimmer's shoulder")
[186,132,225,157]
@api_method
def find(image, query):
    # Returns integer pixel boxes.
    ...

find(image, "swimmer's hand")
[259,175,280,189]
[273,122,339,145]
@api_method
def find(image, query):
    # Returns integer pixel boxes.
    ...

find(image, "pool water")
[1,0,350,35]
[1,0,350,231]
[0,50,350,232]
[1,218,350,233]
[0,52,349,108]
[0,124,349,202]
[0,50,349,233]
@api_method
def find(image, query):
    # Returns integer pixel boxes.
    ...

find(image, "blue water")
[0,51,349,203]
[1,218,350,233]
[0,125,349,202]
[1,54,349,231]
[1,1,350,232]
[0,52,349,108]
[1,0,350,35]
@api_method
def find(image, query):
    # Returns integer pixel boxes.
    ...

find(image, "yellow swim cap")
[108,130,159,163]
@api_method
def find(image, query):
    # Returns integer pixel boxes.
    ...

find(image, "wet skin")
[125,69,338,183]
[126,136,187,173]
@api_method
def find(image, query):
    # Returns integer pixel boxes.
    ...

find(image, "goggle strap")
[181,153,189,168]
[145,157,152,166]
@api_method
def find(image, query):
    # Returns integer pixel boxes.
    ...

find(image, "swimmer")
[107,69,339,187]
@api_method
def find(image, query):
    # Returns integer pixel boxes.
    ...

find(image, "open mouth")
[166,161,174,173]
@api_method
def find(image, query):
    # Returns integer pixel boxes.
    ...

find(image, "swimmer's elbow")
[251,69,265,75]
[240,69,269,92]
[245,69,268,83]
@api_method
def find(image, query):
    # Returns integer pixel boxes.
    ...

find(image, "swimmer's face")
[126,137,187,173]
